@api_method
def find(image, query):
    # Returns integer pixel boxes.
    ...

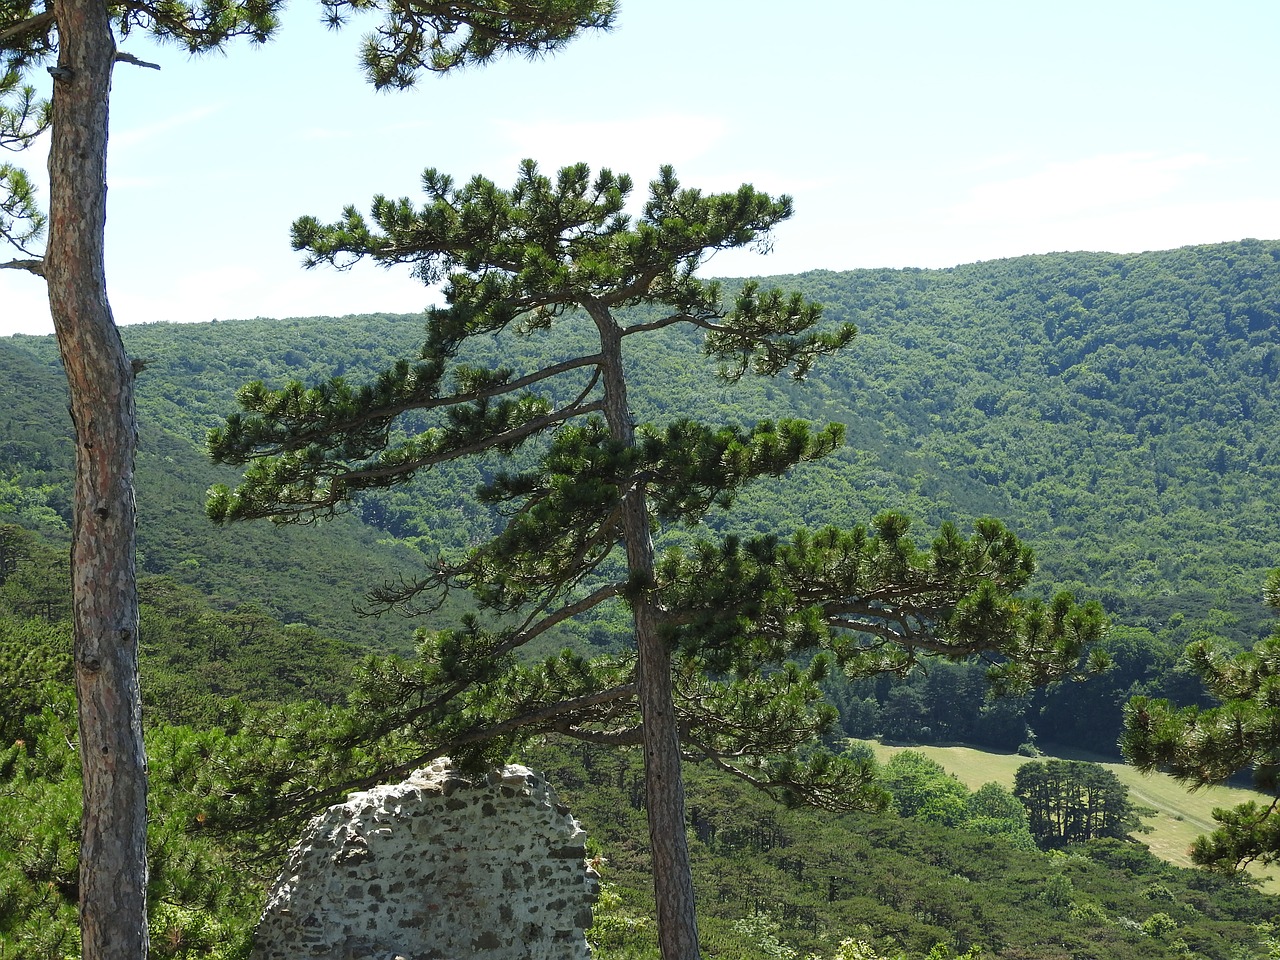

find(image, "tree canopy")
[209,159,1106,960]
[1013,759,1150,850]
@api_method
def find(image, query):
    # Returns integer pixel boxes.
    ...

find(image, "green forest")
[2,241,1280,960]
[9,0,1280,955]
[4,240,1280,957]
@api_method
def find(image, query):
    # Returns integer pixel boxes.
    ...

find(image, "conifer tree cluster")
[210,160,1106,960]
[1012,759,1148,849]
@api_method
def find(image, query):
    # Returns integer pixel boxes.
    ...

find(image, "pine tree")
[209,159,1107,960]
[1122,568,1280,873]
[1013,759,1147,849]
[0,5,612,957]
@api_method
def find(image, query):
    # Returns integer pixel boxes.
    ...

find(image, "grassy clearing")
[858,738,1279,894]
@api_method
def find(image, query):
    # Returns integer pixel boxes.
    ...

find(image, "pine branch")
[442,681,636,755]
[510,582,623,647]
[111,0,281,50]
[268,680,637,820]
[0,11,55,48]
[1,74,51,150]
[317,393,606,489]
[681,736,873,814]
[346,0,615,88]
[473,494,625,608]
[211,393,606,522]
[215,351,603,461]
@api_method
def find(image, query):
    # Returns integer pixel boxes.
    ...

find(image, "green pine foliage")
[0,575,261,958]
[2,0,615,98]
[1012,759,1151,849]
[533,741,1279,960]
[0,695,82,959]
[0,529,378,958]
[0,62,48,259]
[1,694,263,959]
[0,524,1275,959]
[204,160,1109,957]
[1123,567,1280,874]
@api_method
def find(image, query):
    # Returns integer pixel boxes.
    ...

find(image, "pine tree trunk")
[589,300,701,960]
[633,600,701,960]
[45,2,150,957]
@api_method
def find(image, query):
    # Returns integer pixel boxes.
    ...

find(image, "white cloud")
[947,152,1214,225]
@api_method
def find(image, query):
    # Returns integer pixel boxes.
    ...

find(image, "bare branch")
[114,51,161,71]
[622,312,727,336]
[505,582,623,651]
[0,256,44,276]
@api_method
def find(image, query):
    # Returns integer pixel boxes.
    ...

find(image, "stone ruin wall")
[250,759,599,960]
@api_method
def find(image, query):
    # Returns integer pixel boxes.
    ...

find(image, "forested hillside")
[5,239,1280,958]
[772,239,1280,642]
[4,564,1277,959]
[0,324,434,651]
[5,240,1280,719]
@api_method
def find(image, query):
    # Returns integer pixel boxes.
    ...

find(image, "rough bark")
[632,599,700,960]
[45,0,150,956]
[590,298,700,960]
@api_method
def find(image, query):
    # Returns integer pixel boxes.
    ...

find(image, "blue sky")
[3,0,1278,335]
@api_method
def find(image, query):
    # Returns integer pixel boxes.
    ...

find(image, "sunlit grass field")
[858,739,1280,894]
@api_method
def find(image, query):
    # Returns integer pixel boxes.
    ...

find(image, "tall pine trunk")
[632,599,700,960]
[45,1,149,957]
[590,299,701,960]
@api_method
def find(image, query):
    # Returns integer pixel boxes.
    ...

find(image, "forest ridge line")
[4,238,1278,655]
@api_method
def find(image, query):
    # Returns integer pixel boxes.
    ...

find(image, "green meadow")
[860,739,1280,893]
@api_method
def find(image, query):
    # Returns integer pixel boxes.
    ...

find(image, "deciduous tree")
[209,159,1106,960]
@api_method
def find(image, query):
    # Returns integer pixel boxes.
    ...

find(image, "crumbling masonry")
[250,759,599,960]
